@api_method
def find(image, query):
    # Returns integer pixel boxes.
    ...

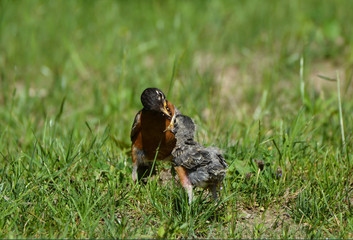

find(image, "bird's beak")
[164,120,174,132]
[164,112,176,132]
[160,100,171,119]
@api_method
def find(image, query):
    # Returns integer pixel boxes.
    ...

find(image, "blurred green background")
[1,0,352,136]
[0,0,352,238]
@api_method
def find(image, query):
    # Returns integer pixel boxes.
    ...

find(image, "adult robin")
[166,114,228,203]
[130,88,180,183]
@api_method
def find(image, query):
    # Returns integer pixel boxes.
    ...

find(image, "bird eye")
[157,92,164,101]
[154,90,160,100]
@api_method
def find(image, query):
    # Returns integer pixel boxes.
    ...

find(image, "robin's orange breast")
[140,110,176,160]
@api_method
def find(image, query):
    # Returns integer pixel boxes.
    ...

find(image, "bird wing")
[173,145,212,170]
[205,148,228,179]
[216,152,228,168]
[130,110,142,141]
[206,147,228,168]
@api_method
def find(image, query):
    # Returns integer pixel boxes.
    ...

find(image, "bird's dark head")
[167,114,195,140]
[141,88,171,119]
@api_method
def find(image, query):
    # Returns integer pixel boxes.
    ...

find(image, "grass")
[0,0,353,238]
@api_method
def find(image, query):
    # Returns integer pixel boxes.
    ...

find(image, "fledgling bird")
[166,114,228,203]
[130,88,180,183]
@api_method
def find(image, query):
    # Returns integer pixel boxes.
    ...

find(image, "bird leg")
[132,161,154,183]
[210,184,218,200]
[132,161,138,183]
[131,146,140,183]
[131,145,155,183]
[174,166,193,204]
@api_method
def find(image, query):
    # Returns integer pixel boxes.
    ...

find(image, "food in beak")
[164,112,176,132]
